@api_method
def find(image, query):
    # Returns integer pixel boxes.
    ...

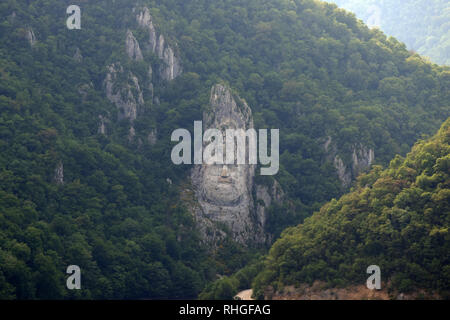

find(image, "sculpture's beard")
[201,164,247,206]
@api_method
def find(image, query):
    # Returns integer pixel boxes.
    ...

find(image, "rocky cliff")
[104,63,144,123]
[135,7,182,81]
[25,28,36,46]
[125,30,144,61]
[103,6,182,140]
[324,137,375,187]
[188,84,283,247]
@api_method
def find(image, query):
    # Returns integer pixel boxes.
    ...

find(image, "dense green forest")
[0,0,449,299]
[253,118,450,299]
[327,0,450,65]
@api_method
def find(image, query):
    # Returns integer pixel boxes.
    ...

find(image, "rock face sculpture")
[189,84,282,246]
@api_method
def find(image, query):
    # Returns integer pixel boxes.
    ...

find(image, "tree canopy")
[253,118,450,299]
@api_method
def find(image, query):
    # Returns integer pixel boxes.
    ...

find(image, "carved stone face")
[202,163,248,206]
[189,84,265,245]
[197,84,255,209]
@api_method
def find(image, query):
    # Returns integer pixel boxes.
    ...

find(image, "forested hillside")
[253,118,450,299]
[0,0,449,299]
[327,0,450,65]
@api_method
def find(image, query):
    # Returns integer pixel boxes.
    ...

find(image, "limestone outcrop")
[135,7,182,80]
[351,144,375,176]
[189,84,282,246]
[255,180,284,232]
[333,155,351,186]
[125,30,144,61]
[98,115,108,135]
[102,7,182,143]
[53,161,64,185]
[325,137,375,187]
[136,6,157,52]
[73,47,83,62]
[26,28,36,46]
[104,63,144,122]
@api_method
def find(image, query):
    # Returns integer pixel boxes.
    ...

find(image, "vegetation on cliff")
[253,118,450,298]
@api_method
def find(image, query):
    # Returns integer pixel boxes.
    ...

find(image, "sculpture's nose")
[220,165,229,178]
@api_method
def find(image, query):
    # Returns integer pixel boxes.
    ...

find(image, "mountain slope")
[327,0,450,65]
[253,117,450,299]
[0,0,449,299]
